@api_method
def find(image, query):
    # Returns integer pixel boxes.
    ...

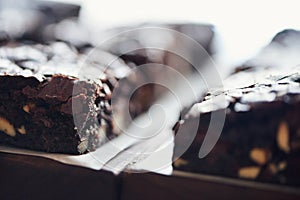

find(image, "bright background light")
[64,0,300,68]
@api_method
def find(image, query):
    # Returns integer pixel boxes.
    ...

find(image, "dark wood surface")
[121,171,300,200]
[1,152,299,200]
[0,152,121,200]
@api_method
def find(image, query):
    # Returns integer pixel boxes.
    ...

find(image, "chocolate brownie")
[0,41,123,154]
[0,0,81,43]
[173,30,300,186]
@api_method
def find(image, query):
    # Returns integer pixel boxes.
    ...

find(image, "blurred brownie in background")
[101,23,216,128]
[173,29,300,186]
[0,0,82,43]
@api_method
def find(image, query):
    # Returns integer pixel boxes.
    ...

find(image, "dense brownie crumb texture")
[0,41,129,155]
[174,30,300,186]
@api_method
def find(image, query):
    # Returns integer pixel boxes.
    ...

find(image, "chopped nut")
[250,148,270,165]
[17,125,26,134]
[77,140,88,154]
[173,158,188,167]
[103,83,111,96]
[238,166,260,179]
[269,163,277,174]
[0,117,16,137]
[23,105,30,113]
[268,162,287,174]
[23,103,35,113]
[278,161,287,171]
[277,122,290,153]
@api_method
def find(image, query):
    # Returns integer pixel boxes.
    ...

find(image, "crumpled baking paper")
[0,129,174,175]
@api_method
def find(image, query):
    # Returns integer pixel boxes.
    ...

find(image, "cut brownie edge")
[0,74,115,154]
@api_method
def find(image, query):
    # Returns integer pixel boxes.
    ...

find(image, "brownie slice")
[173,30,300,186]
[0,41,121,154]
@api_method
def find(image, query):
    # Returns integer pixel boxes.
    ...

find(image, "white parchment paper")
[0,129,174,175]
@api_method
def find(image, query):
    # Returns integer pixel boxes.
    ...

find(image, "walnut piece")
[268,161,287,174]
[278,161,287,171]
[77,140,88,154]
[277,122,290,153]
[238,166,260,179]
[17,125,26,135]
[0,117,16,137]
[250,148,270,165]
[268,163,277,174]
[173,158,188,167]
[23,103,36,113]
